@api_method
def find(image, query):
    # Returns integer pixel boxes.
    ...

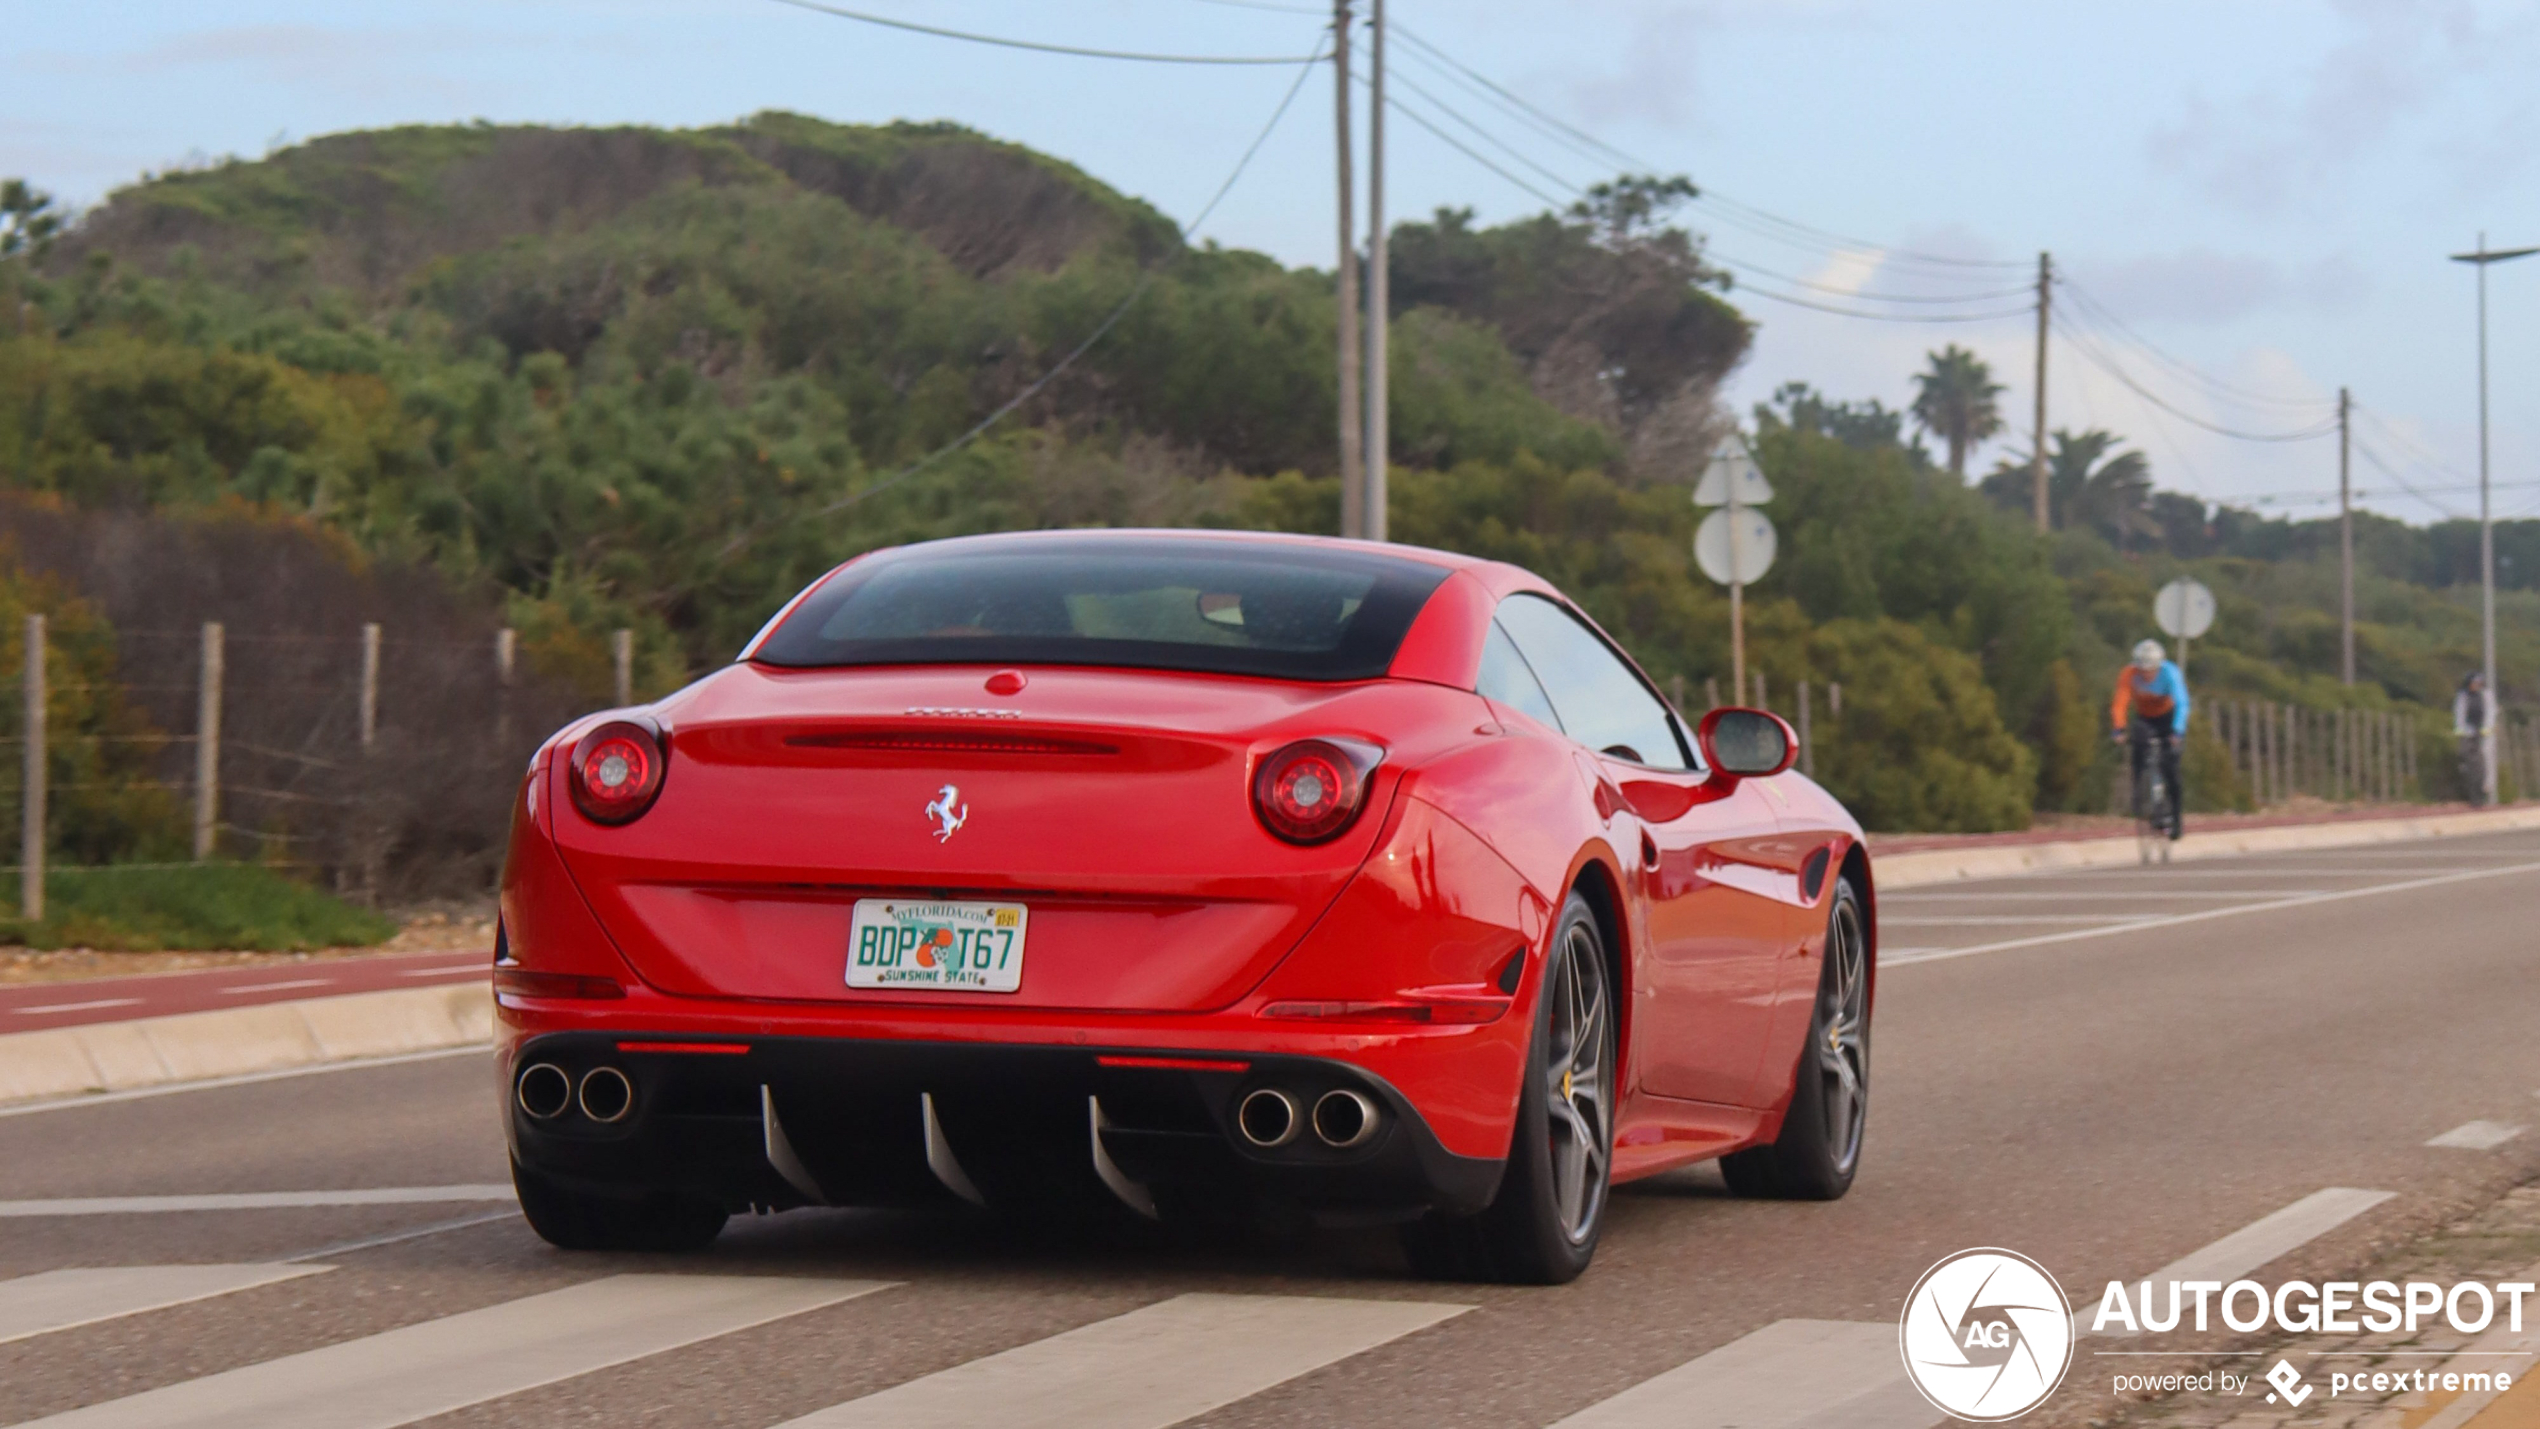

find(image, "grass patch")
[0,864,398,951]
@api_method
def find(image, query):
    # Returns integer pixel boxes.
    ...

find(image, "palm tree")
[1909,346,2006,478]
[2049,429,2157,548]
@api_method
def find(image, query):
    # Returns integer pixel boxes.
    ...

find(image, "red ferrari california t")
[497,529,1873,1283]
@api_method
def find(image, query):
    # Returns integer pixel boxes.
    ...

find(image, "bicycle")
[2122,723,2180,865]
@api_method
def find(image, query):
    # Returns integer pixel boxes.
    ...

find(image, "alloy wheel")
[1818,898,1869,1175]
[1542,922,1613,1243]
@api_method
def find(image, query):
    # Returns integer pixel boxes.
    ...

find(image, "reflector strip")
[617,1041,751,1055]
[1094,1054,1251,1073]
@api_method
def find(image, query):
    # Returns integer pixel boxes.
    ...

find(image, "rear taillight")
[1252,738,1382,845]
[568,719,668,825]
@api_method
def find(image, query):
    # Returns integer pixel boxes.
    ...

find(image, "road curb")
[1873,804,2540,888]
[0,982,492,1107]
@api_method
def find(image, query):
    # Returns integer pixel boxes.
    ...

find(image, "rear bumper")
[505,1030,1505,1224]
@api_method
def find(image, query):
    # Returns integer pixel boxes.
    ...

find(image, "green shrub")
[1,863,398,951]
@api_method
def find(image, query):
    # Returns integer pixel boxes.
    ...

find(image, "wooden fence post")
[20,614,42,923]
[496,627,516,748]
[194,622,223,862]
[1829,682,1842,720]
[1752,671,1767,710]
[1705,677,1719,712]
[612,629,633,708]
[358,622,381,752]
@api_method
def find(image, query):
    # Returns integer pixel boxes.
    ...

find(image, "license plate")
[845,899,1027,993]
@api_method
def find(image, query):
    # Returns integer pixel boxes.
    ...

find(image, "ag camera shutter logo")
[1900,1248,2075,1421]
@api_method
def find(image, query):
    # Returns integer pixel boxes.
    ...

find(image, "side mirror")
[1698,707,1797,780]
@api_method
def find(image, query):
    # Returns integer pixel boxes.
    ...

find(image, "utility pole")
[1727,471,1746,699]
[2452,234,2540,806]
[1333,0,1362,540]
[1363,0,1389,543]
[2339,387,2354,685]
[2030,252,2052,533]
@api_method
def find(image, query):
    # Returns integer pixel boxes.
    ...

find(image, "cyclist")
[2111,639,2189,840]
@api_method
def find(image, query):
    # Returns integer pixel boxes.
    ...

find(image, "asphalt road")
[4,831,2539,1428]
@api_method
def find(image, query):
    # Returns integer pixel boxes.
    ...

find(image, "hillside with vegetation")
[0,112,2529,892]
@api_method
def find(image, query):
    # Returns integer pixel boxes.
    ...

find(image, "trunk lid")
[551,664,1435,1012]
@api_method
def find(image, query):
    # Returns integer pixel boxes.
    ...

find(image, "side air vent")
[783,732,1119,756]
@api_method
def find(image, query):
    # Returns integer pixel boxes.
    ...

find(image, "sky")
[7,0,2539,527]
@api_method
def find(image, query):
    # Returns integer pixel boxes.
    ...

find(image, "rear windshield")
[752,537,1452,682]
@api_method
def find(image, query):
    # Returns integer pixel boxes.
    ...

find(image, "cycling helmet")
[2132,639,2164,669]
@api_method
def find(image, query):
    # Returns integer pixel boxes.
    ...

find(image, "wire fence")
[7,616,627,919]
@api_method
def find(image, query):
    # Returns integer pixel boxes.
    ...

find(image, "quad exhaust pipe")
[578,1066,634,1123]
[1237,1086,1383,1150]
[1236,1088,1300,1147]
[1310,1089,1380,1149]
[515,1062,634,1123]
[516,1063,572,1120]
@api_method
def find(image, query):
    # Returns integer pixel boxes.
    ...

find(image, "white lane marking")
[2427,1121,2526,1150]
[2085,1187,2395,1340]
[0,1046,487,1121]
[1546,1319,1933,1429]
[1886,860,2540,968]
[215,979,335,996]
[776,1292,1468,1429]
[10,999,144,1016]
[1880,915,2166,927]
[283,1210,518,1264]
[395,966,484,978]
[18,1274,889,1429]
[0,1186,516,1217]
[0,1266,329,1347]
[1882,890,2329,902]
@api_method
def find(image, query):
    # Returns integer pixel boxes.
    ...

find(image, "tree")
[1979,427,2156,546]
[1909,345,2005,477]
[0,180,60,261]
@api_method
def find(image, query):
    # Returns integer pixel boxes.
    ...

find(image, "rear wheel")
[512,1158,728,1253]
[1721,876,1868,1200]
[1401,892,1614,1284]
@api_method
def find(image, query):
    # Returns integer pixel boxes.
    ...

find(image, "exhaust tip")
[516,1063,572,1120]
[1311,1089,1381,1149]
[578,1065,634,1124]
[1236,1088,1300,1148]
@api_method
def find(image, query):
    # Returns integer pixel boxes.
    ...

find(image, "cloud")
[2147,0,2538,216]
[2073,248,2370,326]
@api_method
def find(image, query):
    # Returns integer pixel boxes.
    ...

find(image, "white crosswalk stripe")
[0,1266,327,1348]
[1546,1319,1933,1429]
[774,1292,1468,1429]
[19,1274,890,1429]
[0,1186,516,1218]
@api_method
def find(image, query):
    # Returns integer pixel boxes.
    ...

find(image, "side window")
[1477,621,1562,731]
[1494,594,1690,770]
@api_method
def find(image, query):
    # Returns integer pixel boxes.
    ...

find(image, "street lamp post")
[2450,234,2538,806]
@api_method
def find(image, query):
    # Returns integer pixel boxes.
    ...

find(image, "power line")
[1360,46,2044,319]
[733,40,1328,547]
[1385,19,2031,274]
[2054,277,2336,414]
[764,0,1320,64]
[2053,313,2339,443]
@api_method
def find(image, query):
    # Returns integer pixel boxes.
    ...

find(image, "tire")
[512,1158,728,1253]
[1721,876,1868,1201]
[1401,891,1615,1285]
